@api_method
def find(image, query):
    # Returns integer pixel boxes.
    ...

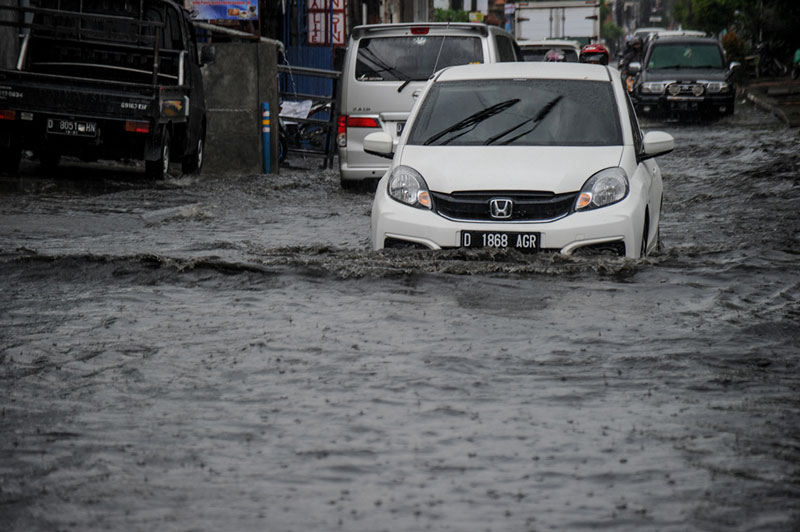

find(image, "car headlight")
[575,167,629,211]
[640,82,668,94]
[387,165,431,209]
[705,81,730,94]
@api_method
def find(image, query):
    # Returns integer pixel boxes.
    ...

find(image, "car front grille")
[431,190,578,222]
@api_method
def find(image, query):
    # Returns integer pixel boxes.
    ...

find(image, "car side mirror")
[641,131,674,160]
[729,61,741,71]
[628,61,642,74]
[363,131,394,159]
[200,45,216,66]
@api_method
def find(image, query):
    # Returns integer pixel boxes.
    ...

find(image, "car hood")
[642,67,728,82]
[397,145,625,194]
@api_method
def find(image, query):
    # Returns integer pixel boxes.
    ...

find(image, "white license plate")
[47,118,97,137]
[461,231,540,251]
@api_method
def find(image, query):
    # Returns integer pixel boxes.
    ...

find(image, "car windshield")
[647,42,724,69]
[407,78,622,146]
[355,36,484,82]
[521,47,579,62]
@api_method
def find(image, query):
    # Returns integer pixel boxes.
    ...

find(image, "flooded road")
[1,100,799,532]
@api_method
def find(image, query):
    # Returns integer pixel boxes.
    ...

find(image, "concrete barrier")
[201,42,279,175]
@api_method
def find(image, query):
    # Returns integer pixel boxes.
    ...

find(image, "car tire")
[0,142,21,175]
[640,217,649,258]
[146,129,171,180]
[181,133,204,175]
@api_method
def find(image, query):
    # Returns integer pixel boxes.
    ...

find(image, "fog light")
[719,106,727,113]
[643,106,652,113]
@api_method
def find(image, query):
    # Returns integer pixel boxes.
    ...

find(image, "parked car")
[519,40,581,62]
[630,34,738,119]
[0,0,208,178]
[336,23,521,189]
[365,62,674,258]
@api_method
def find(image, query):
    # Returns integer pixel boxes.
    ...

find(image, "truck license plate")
[461,231,540,252]
[47,118,97,137]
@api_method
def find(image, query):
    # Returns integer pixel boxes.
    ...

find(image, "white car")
[366,62,674,258]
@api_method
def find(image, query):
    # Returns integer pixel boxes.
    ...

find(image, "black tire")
[640,217,649,258]
[0,143,21,175]
[146,129,171,180]
[181,133,204,175]
[39,150,61,172]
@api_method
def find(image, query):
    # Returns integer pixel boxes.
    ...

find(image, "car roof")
[434,62,613,82]
[650,35,721,45]
[518,39,581,50]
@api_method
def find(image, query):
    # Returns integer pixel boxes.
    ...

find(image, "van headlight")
[640,82,668,94]
[575,168,629,211]
[387,165,431,209]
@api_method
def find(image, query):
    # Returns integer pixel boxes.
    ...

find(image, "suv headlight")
[575,168,629,211]
[640,81,668,94]
[387,165,431,209]
[705,81,730,94]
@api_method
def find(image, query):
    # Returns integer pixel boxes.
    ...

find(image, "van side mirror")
[200,45,216,66]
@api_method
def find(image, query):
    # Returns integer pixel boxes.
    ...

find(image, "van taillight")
[411,27,429,35]
[0,110,16,121]
[347,117,380,128]
[338,115,381,148]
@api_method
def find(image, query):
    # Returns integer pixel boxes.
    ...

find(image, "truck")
[513,1,600,47]
[0,0,209,179]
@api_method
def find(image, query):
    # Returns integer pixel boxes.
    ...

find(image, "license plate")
[47,118,97,137]
[461,231,540,251]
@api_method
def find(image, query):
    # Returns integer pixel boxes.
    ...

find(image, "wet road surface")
[1,100,799,531]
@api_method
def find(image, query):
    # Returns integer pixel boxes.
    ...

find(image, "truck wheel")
[0,144,21,175]
[39,151,61,172]
[146,130,171,180]
[181,133,204,175]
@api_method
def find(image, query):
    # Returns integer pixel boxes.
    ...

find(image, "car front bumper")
[636,93,735,116]
[371,184,647,258]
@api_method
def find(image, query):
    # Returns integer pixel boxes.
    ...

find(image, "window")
[408,79,622,147]
[648,42,724,69]
[355,36,484,82]
[495,35,516,63]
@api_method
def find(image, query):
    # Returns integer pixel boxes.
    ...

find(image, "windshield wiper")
[423,98,520,146]
[483,95,563,146]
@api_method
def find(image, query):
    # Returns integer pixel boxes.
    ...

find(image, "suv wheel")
[146,129,171,180]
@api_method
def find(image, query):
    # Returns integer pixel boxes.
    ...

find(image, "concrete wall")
[201,42,279,175]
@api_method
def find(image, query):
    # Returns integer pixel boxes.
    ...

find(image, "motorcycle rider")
[620,37,644,72]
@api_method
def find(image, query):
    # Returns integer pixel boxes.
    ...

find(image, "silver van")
[336,23,521,189]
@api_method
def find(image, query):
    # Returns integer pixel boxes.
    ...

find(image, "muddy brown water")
[1,101,799,531]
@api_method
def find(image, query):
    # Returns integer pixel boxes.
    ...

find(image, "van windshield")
[355,36,484,82]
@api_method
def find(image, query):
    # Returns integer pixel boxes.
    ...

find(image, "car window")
[624,91,642,153]
[647,42,724,69]
[355,36,484,82]
[495,35,517,62]
[408,79,622,147]
[521,48,579,62]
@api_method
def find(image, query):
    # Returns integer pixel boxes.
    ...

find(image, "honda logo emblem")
[489,198,513,219]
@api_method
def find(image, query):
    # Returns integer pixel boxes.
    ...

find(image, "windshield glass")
[355,36,484,81]
[521,47,579,62]
[407,79,622,146]
[647,42,724,69]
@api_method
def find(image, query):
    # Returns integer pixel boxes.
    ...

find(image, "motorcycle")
[756,43,789,78]
[278,99,332,164]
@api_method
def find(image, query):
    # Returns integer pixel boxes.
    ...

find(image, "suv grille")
[431,190,578,222]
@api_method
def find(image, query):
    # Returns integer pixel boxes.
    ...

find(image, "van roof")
[351,22,502,40]
[434,62,613,82]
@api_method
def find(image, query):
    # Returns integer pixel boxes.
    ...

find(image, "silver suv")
[336,23,521,189]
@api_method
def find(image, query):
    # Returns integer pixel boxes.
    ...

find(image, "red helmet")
[580,43,610,65]
[544,49,566,62]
